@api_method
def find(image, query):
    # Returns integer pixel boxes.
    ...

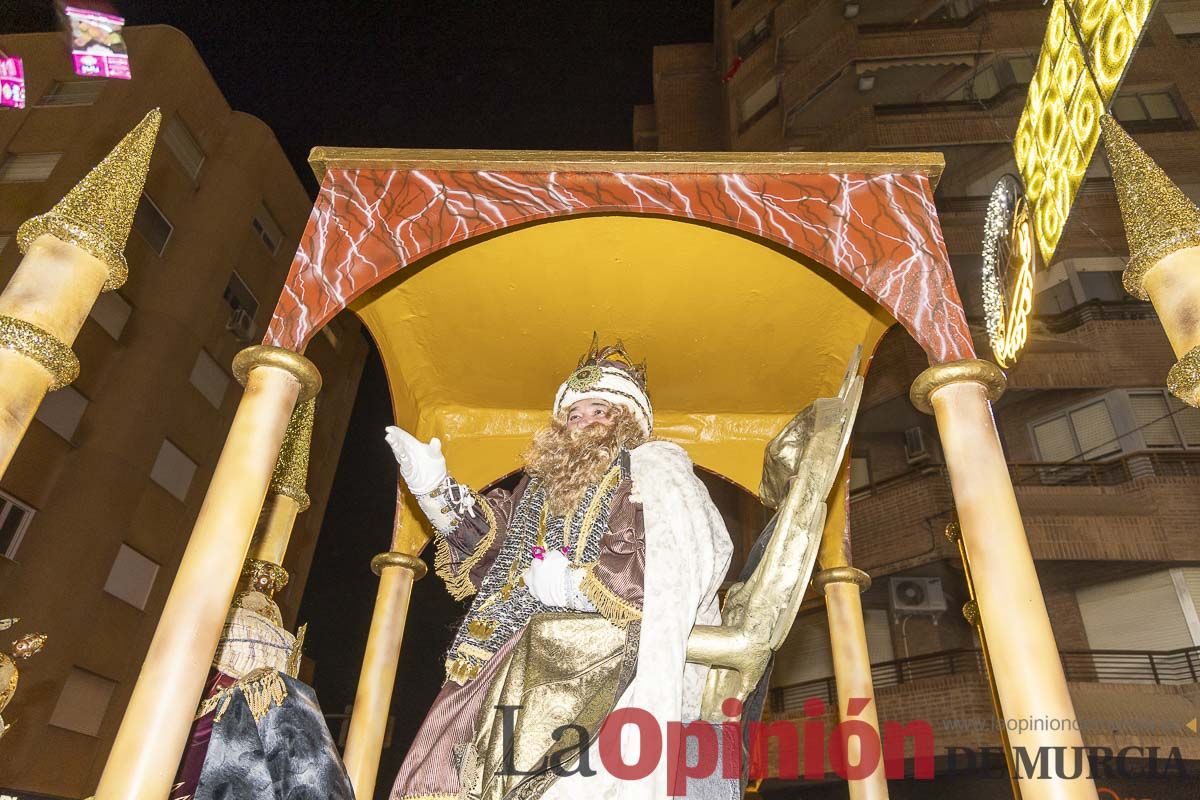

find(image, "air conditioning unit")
[904,426,931,465]
[889,577,947,615]
[226,308,256,343]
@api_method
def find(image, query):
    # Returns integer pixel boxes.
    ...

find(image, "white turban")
[553,362,653,437]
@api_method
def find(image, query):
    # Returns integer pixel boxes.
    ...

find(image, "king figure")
[385,339,733,799]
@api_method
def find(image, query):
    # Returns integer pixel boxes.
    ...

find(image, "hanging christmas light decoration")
[982,175,1037,367]
[1013,0,1157,266]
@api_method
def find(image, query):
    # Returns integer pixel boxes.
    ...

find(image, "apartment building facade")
[643,2,1200,797]
[0,26,367,798]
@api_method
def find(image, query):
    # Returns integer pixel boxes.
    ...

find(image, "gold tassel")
[241,669,288,723]
[433,501,497,602]
[196,668,289,724]
[579,568,641,630]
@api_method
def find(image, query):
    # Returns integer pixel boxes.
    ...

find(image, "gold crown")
[572,333,648,392]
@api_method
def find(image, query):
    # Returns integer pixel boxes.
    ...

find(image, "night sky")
[7,2,713,796]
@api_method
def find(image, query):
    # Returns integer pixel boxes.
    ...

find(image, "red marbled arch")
[264,167,974,363]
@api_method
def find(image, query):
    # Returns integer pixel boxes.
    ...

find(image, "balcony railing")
[771,646,1200,713]
[851,451,1200,499]
[1008,452,1200,487]
[1035,299,1157,333]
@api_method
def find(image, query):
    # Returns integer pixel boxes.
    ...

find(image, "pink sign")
[64,6,130,80]
[0,57,25,109]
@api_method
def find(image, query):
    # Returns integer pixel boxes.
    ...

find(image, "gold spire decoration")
[1100,114,1200,301]
[268,398,315,511]
[16,109,162,292]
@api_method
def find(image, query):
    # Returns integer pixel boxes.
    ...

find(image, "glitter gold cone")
[16,109,161,292]
[269,398,315,511]
[1100,114,1200,300]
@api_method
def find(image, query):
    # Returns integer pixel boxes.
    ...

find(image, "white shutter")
[849,456,870,491]
[104,544,160,610]
[1033,416,1076,461]
[1183,568,1200,620]
[89,291,132,340]
[1168,397,1200,447]
[1166,10,1200,35]
[0,152,63,183]
[1077,570,1194,653]
[150,440,197,501]
[774,613,833,684]
[37,80,104,106]
[49,668,116,736]
[865,609,895,664]
[35,384,88,441]
[164,115,205,181]
[740,76,779,122]
[1130,392,1180,448]
[1070,400,1120,459]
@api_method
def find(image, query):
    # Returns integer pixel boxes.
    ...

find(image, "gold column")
[0,110,160,478]
[94,346,320,800]
[947,522,1021,800]
[911,360,1096,800]
[1101,115,1200,406]
[814,469,888,800]
[342,514,427,800]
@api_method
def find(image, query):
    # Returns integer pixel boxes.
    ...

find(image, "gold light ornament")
[981,176,1037,367]
[1014,0,1154,265]
[0,315,80,390]
[16,109,160,291]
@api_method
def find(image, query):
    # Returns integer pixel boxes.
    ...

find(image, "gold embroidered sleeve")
[580,485,645,628]
[434,499,498,601]
[428,475,527,601]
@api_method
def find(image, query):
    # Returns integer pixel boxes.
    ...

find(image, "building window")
[103,544,159,610]
[223,272,259,317]
[252,204,283,255]
[35,385,88,442]
[0,489,35,560]
[849,455,871,493]
[1076,569,1200,670]
[945,66,1001,102]
[1008,55,1035,84]
[132,193,172,255]
[1112,88,1188,132]
[940,55,1032,104]
[0,152,63,183]
[189,350,231,409]
[739,75,780,130]
[163,114,205,182]
[89,291,132,340]
[37,79,105,107]
[49,668,117,736]
[150,440,197,502]
[1165,10,1200,41]
[223,272,259,342]
[1128,389,1200,449]
[1031,399,1120,462]
[736,14,772,59]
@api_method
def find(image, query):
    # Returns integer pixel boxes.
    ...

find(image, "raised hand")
[384,426,447,494]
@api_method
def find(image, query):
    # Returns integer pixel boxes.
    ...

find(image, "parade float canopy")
[266,149,972,550]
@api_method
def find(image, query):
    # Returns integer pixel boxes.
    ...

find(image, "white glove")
[384,426,447,495]
[524,549,572,607]
[523,550,596,611]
